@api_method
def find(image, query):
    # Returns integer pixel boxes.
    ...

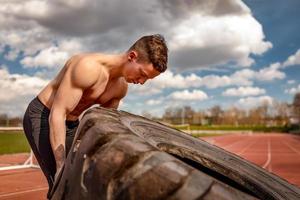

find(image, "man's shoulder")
[70,56,107,89]
[73,53,109,75]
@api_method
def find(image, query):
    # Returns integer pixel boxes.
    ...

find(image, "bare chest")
[81,87,118,106]
[68,79,126,117]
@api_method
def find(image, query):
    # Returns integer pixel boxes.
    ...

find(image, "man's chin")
[125,78,138,84]
[125,78,131,83]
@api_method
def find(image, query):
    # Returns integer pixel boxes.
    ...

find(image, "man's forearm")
[49,113,66,170]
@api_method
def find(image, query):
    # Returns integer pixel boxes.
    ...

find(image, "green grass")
[174,125,288,132]
[191,133,226,138]
[0,131,30,155]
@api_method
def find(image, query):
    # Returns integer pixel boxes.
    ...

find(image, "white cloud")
[146,99,162,106]
[119,100,124,107]
[151,69,254,89]
[128,64,285,97]
[0,66,49,116]
[168,89,208,101]
[230,69,255,85]
[235,95,274,109]
[0,0,280,116]
[127,70,246,96]
[129,84,162,96]
[21,46,68,69]
[223,86,266,97]
[0,24,54,57]
[287,80,296,85]
[170,13,272,68]
[21,39,84,68]
[282,49,300,67]
[255,62,285,81]
[0,0,271,71]
[285,84,300,95]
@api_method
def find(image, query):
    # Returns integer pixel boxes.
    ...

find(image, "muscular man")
[22,34,168,198]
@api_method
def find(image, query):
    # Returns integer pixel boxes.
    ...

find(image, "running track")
[202,133,300,187]
[0,133,299,199]
[0,153,48,200]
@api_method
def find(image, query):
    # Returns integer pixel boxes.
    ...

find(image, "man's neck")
[95,53,127,80]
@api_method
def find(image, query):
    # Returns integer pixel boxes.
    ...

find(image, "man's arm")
[49,59,101,176]
[101,81,127,109]
[101,98,121,109]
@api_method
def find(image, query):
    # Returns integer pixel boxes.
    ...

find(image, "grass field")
[0,129,222,154]
[191,133,226,138]
[0,131,30,155]
[173,125,289,132]
[0,127,293,155]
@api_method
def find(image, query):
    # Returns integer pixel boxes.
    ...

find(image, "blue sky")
[0,0,300,117]
[243,0,300,102]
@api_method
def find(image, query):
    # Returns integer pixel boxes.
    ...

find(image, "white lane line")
[290,136,300,143]
[269,162,273,172]
[236,141,255,156]
[0,187,48,198]
[262,138,271,172]
[284,141,300,155]
[222,136,251,149]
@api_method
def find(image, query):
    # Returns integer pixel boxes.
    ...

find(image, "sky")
[0,0,300,117]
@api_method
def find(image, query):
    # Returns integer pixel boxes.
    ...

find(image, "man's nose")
[139,78,147,85]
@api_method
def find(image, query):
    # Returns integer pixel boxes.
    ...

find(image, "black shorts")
[22,96,79,199]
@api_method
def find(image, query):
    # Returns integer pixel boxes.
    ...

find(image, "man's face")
[124,51,161,85]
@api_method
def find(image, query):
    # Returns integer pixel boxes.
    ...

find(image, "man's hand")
[54,165,63,181]
[54,144,65,181]
[54,144,65,170]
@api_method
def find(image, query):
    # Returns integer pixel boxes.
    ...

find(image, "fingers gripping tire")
[50,107,300,200]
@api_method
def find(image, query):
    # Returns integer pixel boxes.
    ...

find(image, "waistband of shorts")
[32,96,51,113]
[34,96,80,126]
[65,119,80,127]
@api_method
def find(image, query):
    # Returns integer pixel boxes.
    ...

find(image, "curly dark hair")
[128,34,168,73]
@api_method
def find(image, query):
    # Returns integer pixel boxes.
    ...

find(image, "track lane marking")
[283,141,300,155]
[262,138,271,172]
[0,187,48,198]
[236,141,256,156]
[222,136,251,149]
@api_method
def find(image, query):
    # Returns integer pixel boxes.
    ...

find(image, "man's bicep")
[51,60,100,115]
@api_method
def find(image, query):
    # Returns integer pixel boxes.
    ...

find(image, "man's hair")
[128,34,168,73]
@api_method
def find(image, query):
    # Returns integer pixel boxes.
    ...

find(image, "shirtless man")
[22,34,168,198]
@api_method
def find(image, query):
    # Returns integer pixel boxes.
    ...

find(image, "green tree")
[292,92,300,123]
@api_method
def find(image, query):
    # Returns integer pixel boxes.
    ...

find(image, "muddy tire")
[50,107,300,200]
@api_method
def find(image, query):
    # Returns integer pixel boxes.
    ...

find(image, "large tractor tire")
[50,107,300,200]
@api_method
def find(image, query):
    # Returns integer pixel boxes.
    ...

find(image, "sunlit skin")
[123,51,161,85]
[38,50,161,121]
[37,50,161,177]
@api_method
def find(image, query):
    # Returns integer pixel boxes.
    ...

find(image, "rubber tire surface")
[50,107,300,200]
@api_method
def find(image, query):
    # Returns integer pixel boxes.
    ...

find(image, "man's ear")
[128,51,138,62]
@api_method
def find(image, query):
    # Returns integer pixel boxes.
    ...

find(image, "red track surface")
[202,133,300,187]
[0,153,48,200]
[0,133,299,199]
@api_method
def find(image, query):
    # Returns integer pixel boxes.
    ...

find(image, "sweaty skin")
[37,52,160,177]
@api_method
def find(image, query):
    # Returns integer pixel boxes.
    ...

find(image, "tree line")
[144,93,300,128]
[1,93,299,128]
